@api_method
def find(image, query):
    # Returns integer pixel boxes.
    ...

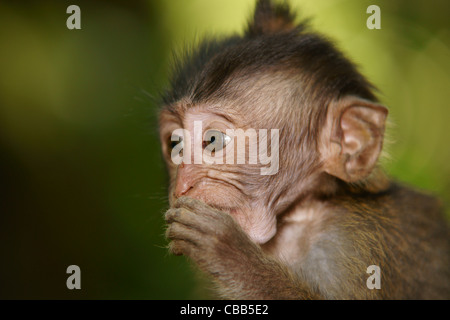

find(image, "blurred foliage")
[0,0,448,299]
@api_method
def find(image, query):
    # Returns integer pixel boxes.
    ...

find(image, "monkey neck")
[261,196,329,263]
[272,167,390,218]
[262,167,391,262]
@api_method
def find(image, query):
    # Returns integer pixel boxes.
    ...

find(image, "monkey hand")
[165,196,317,299]
[165,196,262,278]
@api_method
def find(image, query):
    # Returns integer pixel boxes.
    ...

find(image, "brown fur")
[159,0,450,299]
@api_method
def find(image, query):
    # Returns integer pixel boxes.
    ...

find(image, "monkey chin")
[198,199,278,244]
[197,200,277,245]
[247,224,277,244]
[232,207,278,245]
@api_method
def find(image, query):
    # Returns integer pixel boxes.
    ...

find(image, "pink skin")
[160,107,278,244]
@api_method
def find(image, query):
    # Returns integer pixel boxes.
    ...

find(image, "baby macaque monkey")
[158,0,450,299]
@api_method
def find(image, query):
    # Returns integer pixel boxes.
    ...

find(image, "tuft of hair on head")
[246,0,307,37]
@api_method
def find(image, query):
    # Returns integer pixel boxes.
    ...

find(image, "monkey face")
[159,105,279,244]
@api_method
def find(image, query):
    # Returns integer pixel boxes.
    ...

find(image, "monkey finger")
[166,208,204,229]
[168,240,193,256]
[174,196,206,210]
[165,221,204,246]
[166,206,220,235]
[174,196,224,220]
[165,208,182,223]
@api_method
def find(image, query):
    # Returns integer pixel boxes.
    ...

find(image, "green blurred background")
[0,0,449,299]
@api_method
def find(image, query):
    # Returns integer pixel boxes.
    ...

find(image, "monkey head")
[159,0,388,244]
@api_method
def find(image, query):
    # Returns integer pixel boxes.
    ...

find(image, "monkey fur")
[159,0,450,299]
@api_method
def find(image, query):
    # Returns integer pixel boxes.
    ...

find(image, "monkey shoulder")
[295,182,450,299]
[329,181,448,238]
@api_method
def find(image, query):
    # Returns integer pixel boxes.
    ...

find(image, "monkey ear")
[246,0,300,36]
[321,96,388,183]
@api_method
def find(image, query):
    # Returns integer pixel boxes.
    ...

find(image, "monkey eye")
[167,135,183,153]
[203,130,231,151]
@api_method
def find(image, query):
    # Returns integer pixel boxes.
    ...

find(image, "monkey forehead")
[160,70,308,124]
[159,101,242,127]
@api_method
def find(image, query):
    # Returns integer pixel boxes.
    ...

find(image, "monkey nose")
[174,179,194,198]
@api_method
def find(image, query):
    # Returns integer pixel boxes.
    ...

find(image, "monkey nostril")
[175,185,194,198]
